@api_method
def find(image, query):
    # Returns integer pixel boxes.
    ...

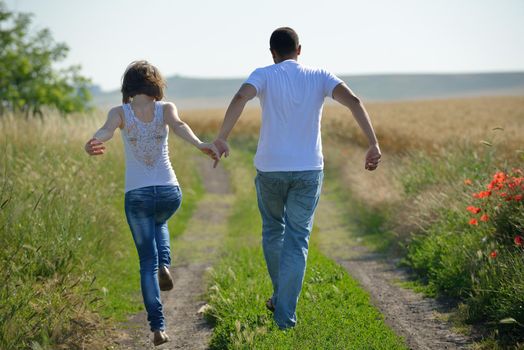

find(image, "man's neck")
[275,55,298,63]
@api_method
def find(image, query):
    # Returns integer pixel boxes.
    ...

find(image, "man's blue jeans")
[255,169,323,329]
[124,185,182,332]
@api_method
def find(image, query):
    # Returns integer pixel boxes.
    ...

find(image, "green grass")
[168,156,205,240]
[396,146,496,196]
[397,148,524,338]
[322,169,398,255]
[402,201,524,346]
[0,114,203,349]
[204,145,407,349]
[327,142,524,347]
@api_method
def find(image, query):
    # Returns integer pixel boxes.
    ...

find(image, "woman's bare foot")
[153,330,170,346]
[158,265,174,291]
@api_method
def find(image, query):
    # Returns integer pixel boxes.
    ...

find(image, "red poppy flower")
[514,194,522,202]
[480,214,489,222]
[493,172,507,183]
[469,218,478,225]
[490,251,497,258]
[515,236,523,246]
[466,206,481,214]
[474,190,492,199]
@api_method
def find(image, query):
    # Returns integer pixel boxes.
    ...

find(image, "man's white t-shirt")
[245,59,343,172]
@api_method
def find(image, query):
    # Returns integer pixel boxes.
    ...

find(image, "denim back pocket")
[291,171,323,213]
[155,186,182,222]
[125,187,155,217]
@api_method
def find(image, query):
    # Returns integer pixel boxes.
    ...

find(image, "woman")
[85,60,218,346]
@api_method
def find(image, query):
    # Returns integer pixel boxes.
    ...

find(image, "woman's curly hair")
[121,60,166,103]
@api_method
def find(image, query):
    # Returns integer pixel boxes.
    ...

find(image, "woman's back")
[121,101,178,193]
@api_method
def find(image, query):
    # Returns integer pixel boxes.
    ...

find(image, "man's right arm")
[214,83,257,165]
[332,83,381,171]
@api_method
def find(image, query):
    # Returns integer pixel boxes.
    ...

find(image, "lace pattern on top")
[122,102,167,169]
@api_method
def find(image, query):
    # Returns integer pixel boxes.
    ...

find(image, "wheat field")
[179,96,523,207]
[180,96,524,154]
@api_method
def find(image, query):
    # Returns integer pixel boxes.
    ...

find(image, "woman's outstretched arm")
[85,107,122,156]
[163,102,220,161]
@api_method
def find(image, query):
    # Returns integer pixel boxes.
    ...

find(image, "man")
[213,27,381,329]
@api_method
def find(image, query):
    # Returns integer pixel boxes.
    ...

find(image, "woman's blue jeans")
[124,185,182,332]
[255,170,323,329]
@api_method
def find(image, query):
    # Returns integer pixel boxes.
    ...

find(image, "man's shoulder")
[251,62,328,74]
[246,64,280,83]
[248,62,337,84]
[297,63,331,75]
[251,63,278,73]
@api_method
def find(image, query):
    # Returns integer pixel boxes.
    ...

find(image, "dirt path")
[314,188,475,350]
[116,159,232,349]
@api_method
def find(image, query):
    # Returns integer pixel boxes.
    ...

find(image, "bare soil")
[114,159,232,350]
[315,188,475,350]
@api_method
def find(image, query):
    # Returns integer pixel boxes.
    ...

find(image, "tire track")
[315,188,474,350]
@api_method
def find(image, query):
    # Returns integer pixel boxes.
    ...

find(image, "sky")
[5,0,524,91]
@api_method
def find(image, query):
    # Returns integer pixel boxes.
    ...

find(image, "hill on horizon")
[92,72,524,110]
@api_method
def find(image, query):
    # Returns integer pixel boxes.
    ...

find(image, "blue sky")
[6,0,524,91]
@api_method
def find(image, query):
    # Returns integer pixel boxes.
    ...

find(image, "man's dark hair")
[270,27,299,56]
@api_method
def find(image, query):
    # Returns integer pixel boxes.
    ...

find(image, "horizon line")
[93,70,524,93]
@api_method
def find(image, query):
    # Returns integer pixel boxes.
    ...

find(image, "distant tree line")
[0,1,91,117]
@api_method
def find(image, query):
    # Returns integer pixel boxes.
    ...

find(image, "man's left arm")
[332,82,381,171]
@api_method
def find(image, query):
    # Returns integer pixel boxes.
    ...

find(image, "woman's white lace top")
[121,101,178,192]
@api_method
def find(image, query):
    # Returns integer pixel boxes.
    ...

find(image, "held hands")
[85,138,106,156]
[197,142,221,163]
[365,144,381,171]
[212,139,230,168]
